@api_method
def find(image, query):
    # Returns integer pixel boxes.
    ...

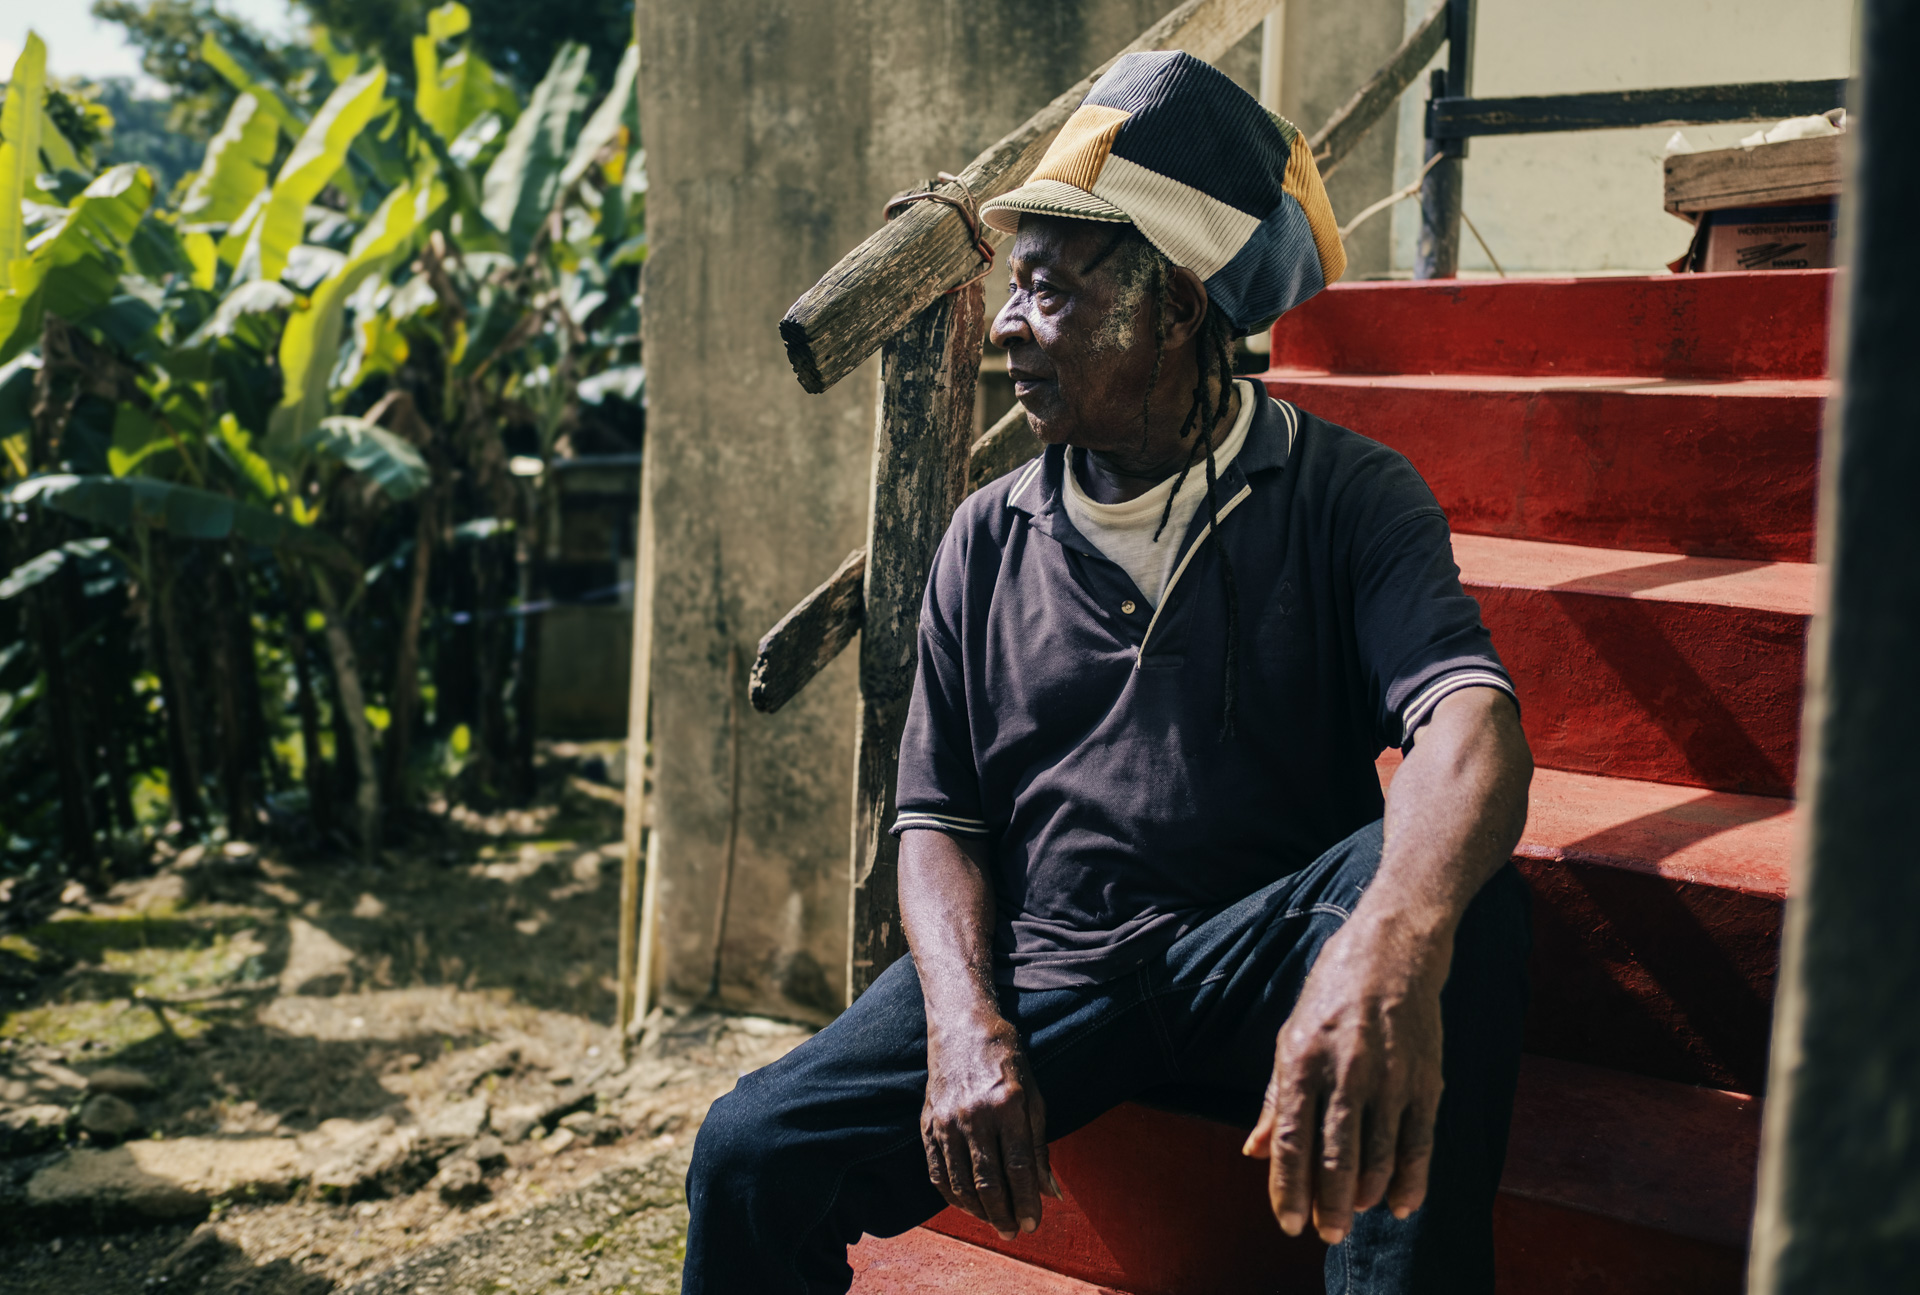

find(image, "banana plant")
[0,8,644,875]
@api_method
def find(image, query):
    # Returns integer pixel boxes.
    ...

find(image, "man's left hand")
[1242,912,1450,1244]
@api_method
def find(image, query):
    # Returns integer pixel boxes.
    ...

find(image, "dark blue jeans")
[684,821,1531,1294]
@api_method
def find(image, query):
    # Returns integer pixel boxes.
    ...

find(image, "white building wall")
[1372,0,1856,275]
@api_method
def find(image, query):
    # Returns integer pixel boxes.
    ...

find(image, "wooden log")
[849,280,987,1001]
[1309,0,1448,180]
[780,0,1270,397]
[1664,134,1843,217]
[749,548,867,715]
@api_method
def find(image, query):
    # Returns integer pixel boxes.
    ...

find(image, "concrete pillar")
[1276,0,1408,278]
[636,0,1222,1023]
[1748,1,1920,1287]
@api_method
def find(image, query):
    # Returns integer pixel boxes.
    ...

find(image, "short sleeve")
[1352,499,1516,751]
[891,524,990,838]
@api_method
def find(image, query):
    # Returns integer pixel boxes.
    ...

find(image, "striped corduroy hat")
[981,51,1344,337]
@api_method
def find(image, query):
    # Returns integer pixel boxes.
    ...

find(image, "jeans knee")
[687,1087,775,1212]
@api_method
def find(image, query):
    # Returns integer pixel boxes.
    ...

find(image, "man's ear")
[1160,266,1211,350]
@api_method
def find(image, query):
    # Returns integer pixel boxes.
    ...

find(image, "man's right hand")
[921,1014,1055,1240]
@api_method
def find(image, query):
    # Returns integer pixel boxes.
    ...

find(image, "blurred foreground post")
[1748,1,1920,1287]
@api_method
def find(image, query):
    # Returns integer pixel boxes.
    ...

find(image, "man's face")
[989,217,1158,453]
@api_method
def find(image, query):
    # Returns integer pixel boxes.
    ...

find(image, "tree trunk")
[310,569,382,862]
[30,577,97,876]
[283,569,333,837]
[383,493,434,817]
[209,559,251,834]
[151,542,208,830]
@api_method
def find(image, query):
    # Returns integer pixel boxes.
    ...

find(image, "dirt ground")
[0,745,812,1294]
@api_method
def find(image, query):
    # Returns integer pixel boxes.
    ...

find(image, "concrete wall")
[1384,0,1856,275]
[638,0,1266,1023]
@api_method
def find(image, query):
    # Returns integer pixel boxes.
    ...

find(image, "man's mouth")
[1007,367,1052,397]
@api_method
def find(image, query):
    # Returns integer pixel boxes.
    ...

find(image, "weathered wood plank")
[1429,79,1848,140]
[749,548,867,715]
[780,0,1270,396]
[966,401,1043,494]
[1309,0,1448,180]
[1664,135,1843,216]
[746,404,1039,716]
[849,280,987,1001]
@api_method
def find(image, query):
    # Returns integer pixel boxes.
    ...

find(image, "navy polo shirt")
[892,388,1514,990]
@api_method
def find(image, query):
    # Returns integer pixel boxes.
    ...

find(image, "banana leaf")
[0,34,47,288]
[307,416,428,500]
[0,165,155,366]
[560,43,639,191]
[267,179,442,462]
[179,93,281,228]
[9,474,358,572]
[0,538,111,601]
[231,67,389,285]
[481,43,590,261]
[199,34,308,140]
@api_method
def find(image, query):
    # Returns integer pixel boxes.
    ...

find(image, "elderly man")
[685,52,1533,1295]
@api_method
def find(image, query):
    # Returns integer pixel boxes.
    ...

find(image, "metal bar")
[1444,0,1475,157]
[1431,79,1848,140]
[1416,69,1464,279]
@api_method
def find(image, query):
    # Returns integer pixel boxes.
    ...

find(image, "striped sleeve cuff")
[1398,668,1517,747]
[891,810,993,837]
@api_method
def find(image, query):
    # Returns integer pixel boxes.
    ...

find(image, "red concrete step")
[851,1226,1112,1294]
[1261,372,1823,563]
[1497,1056,1759,1295]
[860,1057,1758,1295]
[1454,534,1812,797]
[1381,754,1790,1093]
[1265,270,1832,381]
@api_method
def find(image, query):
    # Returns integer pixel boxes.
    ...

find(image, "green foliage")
[1,5,644,874]
[481,43,589,261]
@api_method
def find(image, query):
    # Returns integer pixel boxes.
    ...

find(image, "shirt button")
[1121,599,1137,615]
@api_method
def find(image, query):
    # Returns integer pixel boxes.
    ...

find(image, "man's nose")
[990,297,1032,349]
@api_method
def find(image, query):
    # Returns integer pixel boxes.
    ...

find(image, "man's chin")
[1015,395,1074,447]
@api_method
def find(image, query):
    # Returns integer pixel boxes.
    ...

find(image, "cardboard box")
[1700,202,1837,273]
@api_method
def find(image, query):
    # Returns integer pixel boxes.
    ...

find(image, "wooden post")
[1748,0,1920,1285]
[848,281,986,1001]
[617,440,658,1050]
[779,0,1270,396]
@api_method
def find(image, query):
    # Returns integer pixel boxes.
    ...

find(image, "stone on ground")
[77,1092,141,1140]
[430,1155,487,1205]
[419,1095,489,1148]
[83,1066,156,1098]
[300,1116,423,1197]
[0,1104,70,1156]
[26,1137,306,1220]
[282,918,357,995]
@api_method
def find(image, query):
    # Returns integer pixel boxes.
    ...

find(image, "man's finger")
[1000,1122,1045,1234]
[1386,1090,1440,1220]
[922,1130,960,1208]
[1353,1099,1403,1215]
[1026,1081,1061,1203]
[964,1120,1021,1239]
[1243,1072,1280,1158]
[1267,1071,1319,1237]
[1312,1091,1363,1245]
[938,1128,988,1222]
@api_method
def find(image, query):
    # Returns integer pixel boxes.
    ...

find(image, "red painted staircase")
[849,269,1828,1293]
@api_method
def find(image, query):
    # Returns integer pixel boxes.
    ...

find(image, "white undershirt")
[1064,378,1258,608]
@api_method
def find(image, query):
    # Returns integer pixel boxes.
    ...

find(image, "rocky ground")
[0,746,811,1294]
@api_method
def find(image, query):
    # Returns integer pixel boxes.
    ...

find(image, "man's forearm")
[899,829,1004,1035]
[1360,686,1532,958]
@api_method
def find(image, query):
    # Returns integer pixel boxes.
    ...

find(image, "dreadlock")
[1100,228,1243,738]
